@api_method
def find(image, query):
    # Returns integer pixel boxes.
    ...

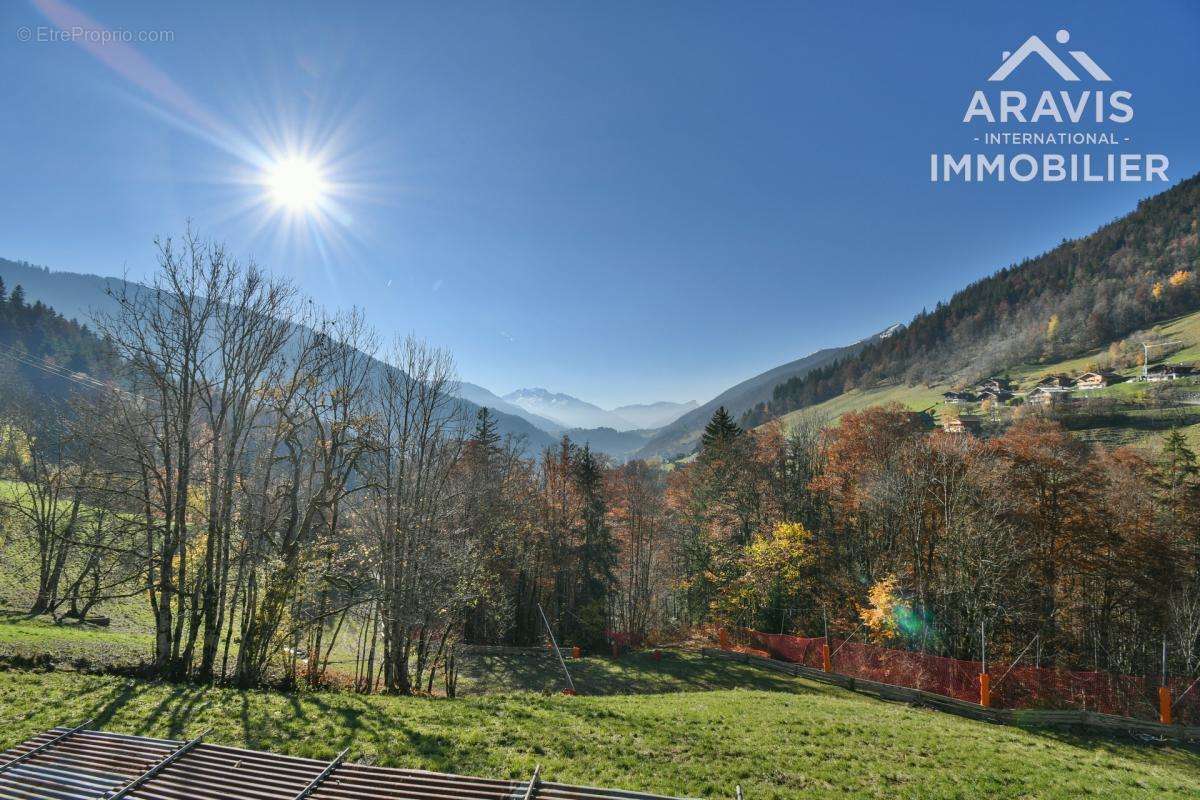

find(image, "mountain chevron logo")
[989,29,1110,82]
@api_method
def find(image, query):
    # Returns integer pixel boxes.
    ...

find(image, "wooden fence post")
[979,673,991,708]
[719,630,730,650]
[1159,686,1172,725]
[822,642,832,673]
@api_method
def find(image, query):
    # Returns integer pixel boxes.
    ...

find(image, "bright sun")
[265,157,326,211]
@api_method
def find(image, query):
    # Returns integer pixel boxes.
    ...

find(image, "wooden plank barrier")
[457,644,557,655]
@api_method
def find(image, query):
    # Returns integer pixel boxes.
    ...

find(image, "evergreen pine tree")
[1162,428,1198,486]
[701,405,741,450]
[571,445,617,649]
[9,284,25,309]
[472,406,501,452]
[0,276,7,303]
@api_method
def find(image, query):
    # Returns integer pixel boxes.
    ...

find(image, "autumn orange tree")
[676,402,1200,677]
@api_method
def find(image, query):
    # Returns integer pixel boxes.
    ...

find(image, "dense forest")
[2,230,1200,697]
[0,276,112,404]
[746,173,1200,425]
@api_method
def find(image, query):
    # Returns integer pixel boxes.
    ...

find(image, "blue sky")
[2,1,1198,408]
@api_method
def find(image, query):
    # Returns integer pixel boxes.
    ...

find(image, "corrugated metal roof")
[0,725,691,800]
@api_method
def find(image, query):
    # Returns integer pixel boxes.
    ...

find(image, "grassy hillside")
[0,614,150,668]
[2,656,1199,799]
[772,308,1200,450]
[774,384,946,430]
[754,174,1200,428]
[0,532,154,670]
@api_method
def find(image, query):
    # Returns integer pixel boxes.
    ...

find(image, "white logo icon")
[989,29,1110,82]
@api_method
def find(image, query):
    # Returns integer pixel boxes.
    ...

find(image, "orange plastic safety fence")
[723,628,1200,725]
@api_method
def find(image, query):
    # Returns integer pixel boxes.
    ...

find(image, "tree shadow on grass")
[229,688,473,774]
[456,653,563,695]
[74,677,210,739]
[319,694,453,761]
[21,672,419,765]
[457,648,816,697]
[581,650,809,695]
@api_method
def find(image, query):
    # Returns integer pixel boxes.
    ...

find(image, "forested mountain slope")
[0,276,111,405]
[747,173,1200,426]
[0,260,125,326]
[0,259,558,454]
[634,327,896,460]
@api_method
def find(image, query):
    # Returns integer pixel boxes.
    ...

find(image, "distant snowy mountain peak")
[501,389,698,433]
[879,323,903,339]
[503,388,637,431]
[611,400,698,430]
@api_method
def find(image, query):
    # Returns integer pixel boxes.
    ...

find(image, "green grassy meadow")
[4,550,1198,800]
[1,652,1199,799]
[0,519,155,669]
[772,309,1200,451]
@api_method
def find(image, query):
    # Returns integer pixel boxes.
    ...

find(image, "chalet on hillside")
[942,390,976,404]
[1144,363,1194,382]
[1027,386,1071,406]
[977,388,1013,404]
[1076,371,1121,390]
[975,377,1012,393]
[1036,374,1075,390]
[941,416,982,435]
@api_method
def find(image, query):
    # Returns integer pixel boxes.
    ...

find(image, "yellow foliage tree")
[1046,314,1059,339]
[0,423,33,470]
[860,575,900,636]
[1153,281,1165,299]
[711,521,813,624]
[1168,269,1192,288]
[745,522,811,585]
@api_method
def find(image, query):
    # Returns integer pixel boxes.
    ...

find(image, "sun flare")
[265,156,326,211]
